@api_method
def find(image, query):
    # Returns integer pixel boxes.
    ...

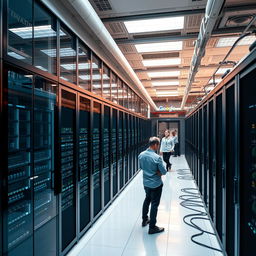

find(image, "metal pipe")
[180,0,225,110]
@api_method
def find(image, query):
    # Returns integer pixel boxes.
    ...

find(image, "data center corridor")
[67,156,223,256]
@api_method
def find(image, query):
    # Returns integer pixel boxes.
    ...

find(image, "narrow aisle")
[68,156,223,256]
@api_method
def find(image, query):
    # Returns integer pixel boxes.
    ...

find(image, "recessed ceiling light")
[156,91,178,94]
[216,36,255,47]
[152,81,179,86]
[9,25,66,39]
[35,65,47,71]
[148,71,180,78]
[79,74,109,80]
[8,52,26,60]
[142,58,181,67]
[61,63,98,70]
[124,16,184,33]
[135,41,183,53]
[41,48,86,57]
[60,76,69,81]
[209,78,222,83]
[216,68,230,74]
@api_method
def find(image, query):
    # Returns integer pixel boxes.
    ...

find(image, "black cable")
[177,168,225,253]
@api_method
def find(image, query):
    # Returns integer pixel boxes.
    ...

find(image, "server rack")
[185,48,256,256]
[111,108,118,198]
[1,1,150,255]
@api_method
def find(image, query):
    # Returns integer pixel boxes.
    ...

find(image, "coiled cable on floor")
[176,169,224,253]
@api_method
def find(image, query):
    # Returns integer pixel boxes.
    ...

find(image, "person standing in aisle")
[139,137,167,234]
[160,130,174,171]
[173,130,180,157]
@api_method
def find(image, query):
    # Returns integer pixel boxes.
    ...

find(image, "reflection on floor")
[68,155,224,256]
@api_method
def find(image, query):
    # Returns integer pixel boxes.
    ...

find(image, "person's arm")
[159,139,163,154]
[157,156,167,175]
[170,139,175,152]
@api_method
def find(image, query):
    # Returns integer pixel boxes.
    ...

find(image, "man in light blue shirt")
[138,137,167,234]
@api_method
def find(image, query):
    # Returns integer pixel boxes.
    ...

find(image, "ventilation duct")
[181,0,225,109]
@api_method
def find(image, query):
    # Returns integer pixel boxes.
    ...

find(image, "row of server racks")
[185,48,256,256]
[0,67,151,256]
[0,0,152,255]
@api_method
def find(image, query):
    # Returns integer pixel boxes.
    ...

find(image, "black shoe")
[142,219,150,227]
[148,226,165,234]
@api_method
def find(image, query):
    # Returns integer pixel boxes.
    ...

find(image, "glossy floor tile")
[68,155,224,256]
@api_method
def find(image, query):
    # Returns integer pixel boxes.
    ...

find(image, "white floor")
[68,156,224,256]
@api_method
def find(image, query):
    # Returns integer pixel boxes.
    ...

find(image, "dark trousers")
[142,184,163,228]
[163,152,172,170]
[174,143,180,156]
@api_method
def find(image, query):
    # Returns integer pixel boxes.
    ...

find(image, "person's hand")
[159,152,163,155]
[156,170,162,176]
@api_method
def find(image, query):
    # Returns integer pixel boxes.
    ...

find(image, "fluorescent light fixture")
[216,68,230,75]
[156,91,179,95]
[142,58,181,67]
[9,25,65,39]
[35,65,47,71]
[135,41,183,53]
[216,36,255,47]
[148,71,180,78]
[93,84,111,88]
[61,63,98,70]
[124,16,184,33]
[206,86,215,91]
[209,78,222,83]
[8,52,26,60]
[60,76,68,81]
[156,94,179,97]
[79,74,109,80]
[41,48,86,57]
[152,81,179,86]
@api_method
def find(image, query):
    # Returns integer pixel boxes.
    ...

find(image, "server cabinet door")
[123,114,129,183]
[5,70,33,256]
[60,89,77,253]
[215,92,224,242]
[118,111,124,190]
[208,100,215,220]
[239,70,256,256]
[128,115,133,179]
[92,102,102,217]
[112,109,118,197]
[199,109,203,195]
[132,116,136,175]
[203,105,208,205]
[103,106,111,206]
[78,96,90,233]
[34,78,57,256]
[225,84,236,256]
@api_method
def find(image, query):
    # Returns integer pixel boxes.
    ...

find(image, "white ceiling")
[90,0,207,18]
[89,0,256,110]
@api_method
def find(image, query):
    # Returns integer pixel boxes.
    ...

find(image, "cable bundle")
[177,169,224,253]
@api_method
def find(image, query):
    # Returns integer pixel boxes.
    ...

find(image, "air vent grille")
[119,45,136,53]
[108,22,126,34]
[142,52,180,59]
[186,14,203,29]
[93,0,112,11]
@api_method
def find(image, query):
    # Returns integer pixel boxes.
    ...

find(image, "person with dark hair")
[172,130,180,157]
[160,130,174,171]
[138,137,167,234]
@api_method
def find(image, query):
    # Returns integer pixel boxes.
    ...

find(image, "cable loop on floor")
[177,168,224,253]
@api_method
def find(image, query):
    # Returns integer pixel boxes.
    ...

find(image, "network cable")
[177,168,226,254]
